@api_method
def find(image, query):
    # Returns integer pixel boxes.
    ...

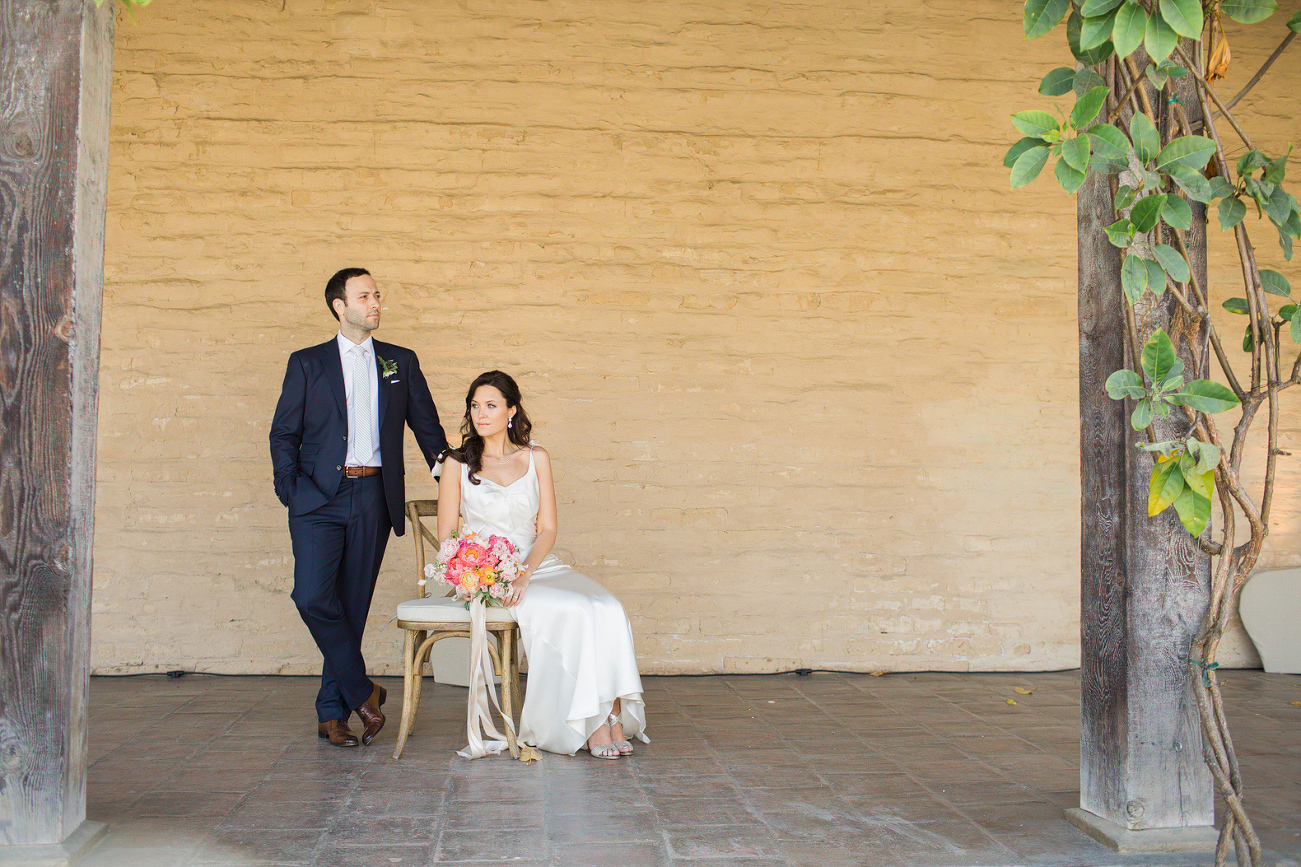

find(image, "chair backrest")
[406,499,440,600]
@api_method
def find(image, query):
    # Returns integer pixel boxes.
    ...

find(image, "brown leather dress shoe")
[317,719,359,747]
[355,682,387,745]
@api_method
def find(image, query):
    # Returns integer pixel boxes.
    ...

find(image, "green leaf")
[1005,137,1044,168]
[1113,2,1149,57]
[1169,164,1213,203]
[1123,252,1150,301]
[1139,439,1185,458]
[1011,145,1052,188]
[1055,157,1087,194]
[1159,0,1204,37]
[1080,7,1121,49]
[1149,456,1185,516]
[1189,439,1221,474]
[1263,151,1289,185]
[1172,485,1212,536]
[1222,297,1250,314]
[1278,303,1298,319]
[1106,368,1147,399]
[1088,125,1131,162]
[1011,110,1060,138]
[1219,196,1247,230]
[1114,184,1138,210]
[1289,9,1301,32]
[1061,136,1092,172]
[1280,225,1295,260]
[1025,0,1073,38]
[1244,322,1256,351]
[1130,113,1161,163]
[1081,0,1126,15]
[1221,0,1279,24]
[1156,136,1217,172]
[1074,68,1108,95]
[1291,309,1301,342]
[1152,244,1190,282]
[1132,397,1154,430]
[1105,218,1136,248]
[1131,193,1167,232]
[1068,10,1116,63]
[1265,184,1292,226]
[1145,8,1180,60]
[1209,177,1236,200]
[1039,67,1077,96]
[1156,356,1185,392]
[1238,150,1270,175]
[1070,86,1110,129]
[1146,258,1169,296]
[1167,379,1243,413]
[1260,269,1291,297]
[1162,194,1193,230]
[1141,328,1177,385]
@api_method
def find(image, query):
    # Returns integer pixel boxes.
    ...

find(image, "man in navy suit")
[270,268,447,746]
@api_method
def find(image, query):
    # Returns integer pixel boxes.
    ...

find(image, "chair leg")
[510,627,524,712]
[392,628,422,759]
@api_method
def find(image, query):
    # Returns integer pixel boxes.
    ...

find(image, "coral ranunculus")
[421,529,524,608]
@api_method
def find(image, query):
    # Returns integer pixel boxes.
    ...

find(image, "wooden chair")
[392,500,523,759]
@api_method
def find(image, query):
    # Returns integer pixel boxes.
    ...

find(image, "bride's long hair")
[450,370,533,485]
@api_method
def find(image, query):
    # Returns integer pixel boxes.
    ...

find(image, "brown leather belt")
[344,466,381,478]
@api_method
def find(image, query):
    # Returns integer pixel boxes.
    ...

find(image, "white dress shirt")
[336,333,381,467]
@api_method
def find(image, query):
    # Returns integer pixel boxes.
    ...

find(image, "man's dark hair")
[325,268,371,320]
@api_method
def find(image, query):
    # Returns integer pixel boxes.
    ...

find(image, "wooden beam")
[0,0,113,853]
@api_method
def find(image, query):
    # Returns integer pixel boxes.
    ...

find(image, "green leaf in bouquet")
[1039,67,1077,96]
[1260,269,1291,297]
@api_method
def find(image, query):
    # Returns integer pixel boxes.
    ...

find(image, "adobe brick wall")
[93,0,1300,674]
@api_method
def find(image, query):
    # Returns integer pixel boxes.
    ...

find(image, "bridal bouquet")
[422,529,523,607]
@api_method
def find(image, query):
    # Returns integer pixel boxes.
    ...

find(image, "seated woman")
[437,370,647,758]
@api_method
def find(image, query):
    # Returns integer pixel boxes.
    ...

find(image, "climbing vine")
[1010,1,1300,864]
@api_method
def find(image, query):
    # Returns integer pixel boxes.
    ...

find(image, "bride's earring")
[508,417,513,429]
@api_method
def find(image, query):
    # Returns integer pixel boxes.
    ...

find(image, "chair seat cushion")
[396,595,517,625]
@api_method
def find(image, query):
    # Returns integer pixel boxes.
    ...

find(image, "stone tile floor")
[80,670,1301,866]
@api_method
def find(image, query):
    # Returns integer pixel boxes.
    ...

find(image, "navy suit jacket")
[269,338,447,535]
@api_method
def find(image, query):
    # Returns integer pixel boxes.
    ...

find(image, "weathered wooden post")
[1067,52,1216,852]
[0,0,114,861]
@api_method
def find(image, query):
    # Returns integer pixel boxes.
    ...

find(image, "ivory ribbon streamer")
[457,598,518,759]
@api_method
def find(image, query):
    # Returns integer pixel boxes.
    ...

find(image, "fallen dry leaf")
[1290,701,1301,707]
[1013,687,1034,695]
[518,745,541,763]
[1006,699,1017,705]
[869,671,887,677]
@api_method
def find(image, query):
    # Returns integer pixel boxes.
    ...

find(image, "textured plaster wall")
[93,0,1300,675]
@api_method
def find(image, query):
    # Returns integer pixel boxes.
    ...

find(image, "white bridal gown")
[457,449,647,755]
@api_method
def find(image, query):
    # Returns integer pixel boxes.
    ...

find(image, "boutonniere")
[379,357,398,379]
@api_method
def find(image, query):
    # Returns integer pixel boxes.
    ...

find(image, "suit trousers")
[289,474,392,722]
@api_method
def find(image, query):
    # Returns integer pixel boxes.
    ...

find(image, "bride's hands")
[505,566,533,607]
